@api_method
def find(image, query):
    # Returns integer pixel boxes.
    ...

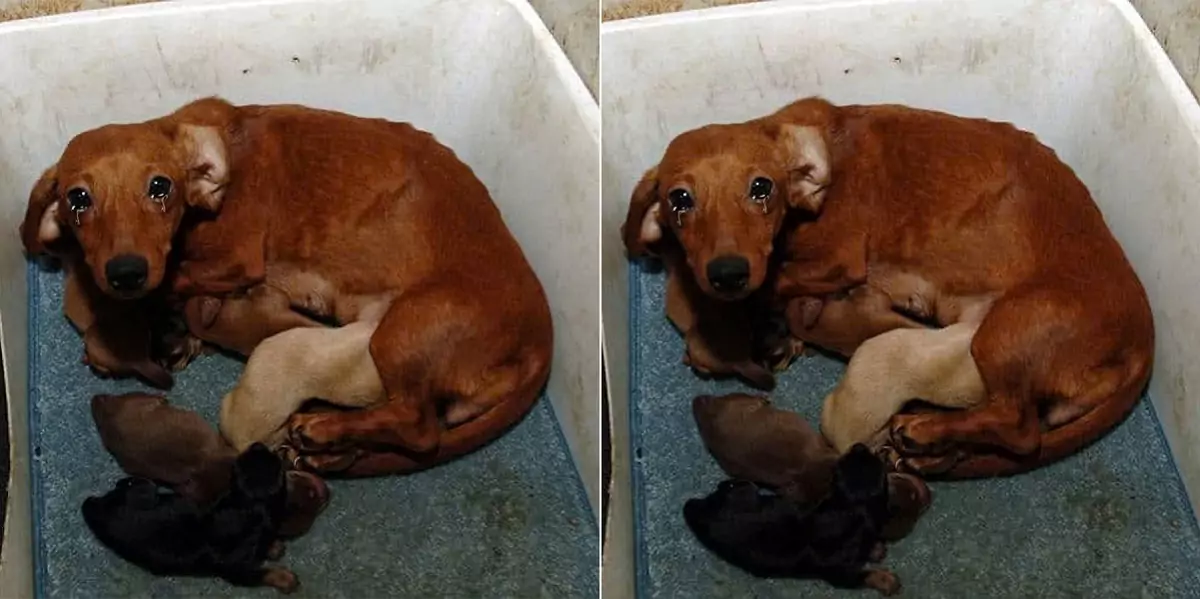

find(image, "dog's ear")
[621,165,666,257]
[770,123,831,213]
[172,124,229,212]
[20,164,68,256]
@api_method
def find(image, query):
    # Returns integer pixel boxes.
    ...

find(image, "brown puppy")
[693,393,835,507]
[785,284,926,359]
[630,98,1154,478]
[184,284,326,358]
[23,98,553,476]
[91,393,330,538]
[692,393,933,541]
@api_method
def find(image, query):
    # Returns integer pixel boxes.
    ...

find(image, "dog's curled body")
[22,98,554,475]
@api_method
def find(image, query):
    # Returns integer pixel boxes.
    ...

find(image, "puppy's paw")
[762,337,804,372]
[287,412,346,452]
[865,569,901,596]
[262,567,299,594]
[160,333,206,372]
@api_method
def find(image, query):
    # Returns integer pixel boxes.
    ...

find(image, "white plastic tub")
[601,0,1200,595]
[0,0,599,596]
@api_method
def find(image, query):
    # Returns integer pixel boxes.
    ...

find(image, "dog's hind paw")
[889,413,952,456]
[295,451,359,474]
[865,569,901,596]
[287,412,346,452]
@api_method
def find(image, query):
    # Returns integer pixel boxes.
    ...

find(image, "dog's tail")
[939,348,1152,479]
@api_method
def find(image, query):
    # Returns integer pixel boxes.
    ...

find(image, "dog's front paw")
[287,412,346,452]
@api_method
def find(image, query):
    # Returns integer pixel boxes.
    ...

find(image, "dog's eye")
[66,188,92,212]
[749,177,773,201]
[147,176,172,200]
[667,188,693,212]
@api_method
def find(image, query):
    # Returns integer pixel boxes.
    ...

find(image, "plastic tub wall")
[601,0,1200,595]
[0,0,599,596]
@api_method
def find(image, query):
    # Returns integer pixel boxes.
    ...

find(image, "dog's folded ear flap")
[19,164,67,256]
[772,124,832,213]
[174,124,230,212]
[621,165,667,257]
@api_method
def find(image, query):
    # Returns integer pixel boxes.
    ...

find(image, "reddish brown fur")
[629,98,1155,478]
[183,284,326,357]
[24,98,554,476]
[785,285,926,358]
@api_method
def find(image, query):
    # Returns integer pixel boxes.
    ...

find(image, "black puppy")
[81,443,299,593]
[682,444,901,596]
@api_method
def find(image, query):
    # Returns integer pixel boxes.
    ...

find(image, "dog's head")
[622,98,835,301]
[682,480,771,542]
[80,477,163,539]
[832,443,888,505]
[682,480,803,576]
[232,442,287,503]
[277,470,332,539]
[881,472,933,541]
[21,98,235,299]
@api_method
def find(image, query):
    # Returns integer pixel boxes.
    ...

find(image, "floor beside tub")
[629,265,1200,599]
[28,266,597,599]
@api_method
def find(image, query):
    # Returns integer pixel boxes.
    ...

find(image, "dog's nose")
[105,254,149,292]
[706,256,750,292]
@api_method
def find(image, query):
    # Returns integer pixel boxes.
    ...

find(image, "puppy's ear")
[173,124,229,212]
[621,165,667,257]
[769,123,831,213]
[19,164,68,256]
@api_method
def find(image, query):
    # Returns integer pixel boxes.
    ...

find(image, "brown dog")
[23,98,553,476]
[629,98,1154,478]
[91,393,330,538]
[692,393,932,540]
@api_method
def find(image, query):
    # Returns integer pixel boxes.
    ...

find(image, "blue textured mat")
[28,265,598,598]
[629,266,1200,599]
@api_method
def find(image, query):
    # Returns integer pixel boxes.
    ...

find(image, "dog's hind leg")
[889,285,1148,472]
[287,286,550,464]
